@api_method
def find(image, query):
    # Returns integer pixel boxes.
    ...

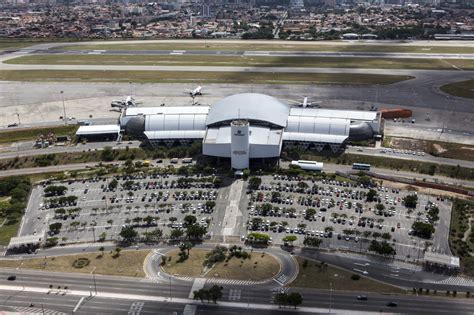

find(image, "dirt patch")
[433,144,447,154]
[0,250,149,277]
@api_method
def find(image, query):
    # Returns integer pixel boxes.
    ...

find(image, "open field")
[0,148,146,170]
[0,70,413,85]
[283,150,474,181]
[162,249,280,281]
[54,42,474,54]
[6,54,474,71]
[291,256,405,293]
[440,80,474,99]
[449,199,474,277]
[0,219,19,246]
[0,250,149,277]
[0,125,78,145]
[384,137,474,162]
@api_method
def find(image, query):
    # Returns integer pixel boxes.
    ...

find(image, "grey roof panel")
[206,93,290,127]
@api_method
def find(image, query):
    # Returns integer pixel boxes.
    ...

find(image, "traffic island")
[161,247,280,282]
[291,256,405,294]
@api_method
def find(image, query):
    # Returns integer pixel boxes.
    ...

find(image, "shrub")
[351,274,360,281]
[72,258,90,269]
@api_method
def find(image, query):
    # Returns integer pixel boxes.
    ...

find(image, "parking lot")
[246,175,452,260]
[20,172,221,246]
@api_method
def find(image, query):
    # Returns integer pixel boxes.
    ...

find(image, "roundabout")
[144,245,299,287]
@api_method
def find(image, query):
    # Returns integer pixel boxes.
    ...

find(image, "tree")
[412,221,435,239]
[274,292,288,308]
[119,226,138,243]
[305,208,316,219]
[170,229,184,240]
[208,285,223,303]
[247,232,270,245]
[49,222,62,234]
[184,215,197,226]
[403,194,418,208]
[186,224,207,240]
[368,240,396,256]
[101,146,115,162]
[303,236,322,248]
[287,292,303,309]
[366,189,377,202]
[179,241,193,255]
[283,235,297,246]
[108,179,118,190]
[248,177,262,190]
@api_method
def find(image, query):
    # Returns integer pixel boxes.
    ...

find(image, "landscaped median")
[291,256,406,293]
[160,246,280,282]
[0,249,149,277]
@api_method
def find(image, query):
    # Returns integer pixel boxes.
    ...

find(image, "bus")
[352,163,371,171]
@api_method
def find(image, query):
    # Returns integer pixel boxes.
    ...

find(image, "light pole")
[129,81,133,96]
[17,261,25,290]
[91,266,97,295]
[60,91,67,125]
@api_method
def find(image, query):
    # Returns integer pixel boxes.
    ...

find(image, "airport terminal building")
[118,93,381,169]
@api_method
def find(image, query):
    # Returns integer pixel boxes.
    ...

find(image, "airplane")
[110,96,140,108]
[289,97,321,108]
[185,86,203,97]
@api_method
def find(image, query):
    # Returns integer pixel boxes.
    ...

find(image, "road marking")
[73,296,85,313]
[353,268,368,275]
[188,277,206,298]
[128,301,144,315]
[273,274,288,286]
[354,262,370,267]
[228,289,241,301]
[183,304,197,315]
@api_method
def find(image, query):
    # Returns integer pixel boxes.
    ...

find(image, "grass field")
[0,249,149,277]
[0,70,413,85]
[55,42,474,54]
[290,151,474,181]
[440,80,474,99]
[0,218,19,246]
[291,256,405,293]
[385,137,474,162]
[0,40,39,51]
[6,54,474,71]
[448,199,474,277]
[162,249,280,281]
[0,125,78,145]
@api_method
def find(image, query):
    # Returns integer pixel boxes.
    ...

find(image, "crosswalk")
[128,301,144,315]
[169,275,262,286]
[14,306,65,315]
[228,289,241,301]
[427,276,474,287]
[273,273,289,286]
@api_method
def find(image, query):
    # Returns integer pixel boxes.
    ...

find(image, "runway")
[27,48,474,60]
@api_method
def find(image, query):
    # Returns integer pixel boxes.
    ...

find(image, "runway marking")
[170,50,186,55]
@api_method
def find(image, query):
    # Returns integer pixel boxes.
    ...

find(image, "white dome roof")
[206,93,289,128]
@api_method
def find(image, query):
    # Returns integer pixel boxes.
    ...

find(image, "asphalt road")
[34,48,474,60]
[0,267,474,314]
